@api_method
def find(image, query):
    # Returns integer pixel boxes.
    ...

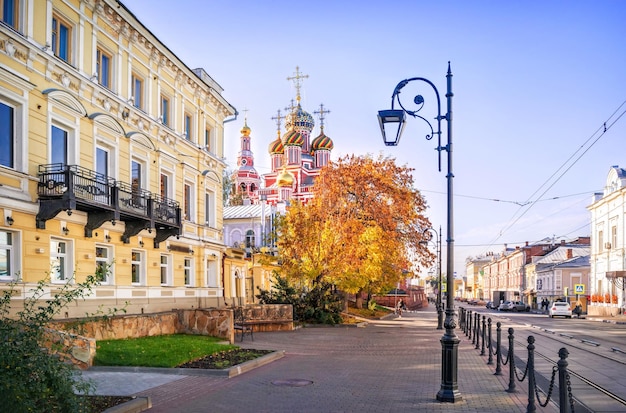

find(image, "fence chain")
[535,366,557,407]
[567,371,576,413]
[515,360,529,382]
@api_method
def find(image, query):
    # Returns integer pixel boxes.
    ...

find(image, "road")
[460,306,626,412]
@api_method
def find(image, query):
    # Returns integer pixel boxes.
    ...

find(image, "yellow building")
[0,0,246,317]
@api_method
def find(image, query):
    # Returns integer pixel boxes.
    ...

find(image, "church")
[224,67,335,252]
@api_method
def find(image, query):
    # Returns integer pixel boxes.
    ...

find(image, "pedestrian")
[573,300,583,318]
[396,299,405,317]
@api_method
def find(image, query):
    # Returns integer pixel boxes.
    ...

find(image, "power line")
[483,100,626,251]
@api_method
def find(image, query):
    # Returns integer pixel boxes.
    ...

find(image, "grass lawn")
[94,334,237,368]
[345,304,393,320]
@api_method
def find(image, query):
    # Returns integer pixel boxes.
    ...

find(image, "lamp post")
[422,226,443,330]
[377,62,461,402]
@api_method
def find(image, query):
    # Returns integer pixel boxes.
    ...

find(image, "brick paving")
[119,308,558,413]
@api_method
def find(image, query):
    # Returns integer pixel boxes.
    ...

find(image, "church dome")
[277,166,295,187]
[240,121,251,136]
[284,104,314,132]
[282,130,304,146]
[268,137,284,154]
[311,131,334,151]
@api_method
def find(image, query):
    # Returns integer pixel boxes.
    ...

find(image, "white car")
[549,302,572,318]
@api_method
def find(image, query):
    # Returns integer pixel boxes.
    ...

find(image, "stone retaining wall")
[47,304,293,369]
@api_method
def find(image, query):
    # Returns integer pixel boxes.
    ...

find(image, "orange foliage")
[277,154,433,295]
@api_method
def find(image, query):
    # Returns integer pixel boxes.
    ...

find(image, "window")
[1,0,19,30]
[611,225,617,249]
[206,259,217,287]
[205,191,215,227]
[0,101,14,168]
[184,183,193,221]
[160,95,170,126]
[184,258,192,286]
[51,238,71,283]
[245,230,255,249]
[160,173,169,199]
[160,254,170,285]
[95,245,113,284]
[51,125,68,166]
[96,147,109,178]
[96,47,112,89]
[131,73,143,109]
[0,230,14,280]
[598,230,604,252]
[131,250,144,284]
[131,159,144,207]
[204,126,211,150]
[52,12,72,63]
[184,111,192,140]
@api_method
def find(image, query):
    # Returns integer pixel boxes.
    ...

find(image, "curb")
[102,396,151,413]
[87,350,286,378]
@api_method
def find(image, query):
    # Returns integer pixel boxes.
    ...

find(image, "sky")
[123,0,626,278]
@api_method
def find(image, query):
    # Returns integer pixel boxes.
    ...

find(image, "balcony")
[36,164,181,247]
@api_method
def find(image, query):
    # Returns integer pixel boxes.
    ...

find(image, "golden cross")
[314,103,331,130]
[271,109,284,135]
[286,66,309,103]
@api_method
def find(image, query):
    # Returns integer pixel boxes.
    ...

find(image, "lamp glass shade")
[378,109,406,146]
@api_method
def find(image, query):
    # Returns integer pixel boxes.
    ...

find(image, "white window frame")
[160,253,172,286]
[205,191,215,227]
[95,244,113,284]
[184,181,195,222]
[206,258,218,287]
[184,257,193,286]
[96,45,114,90]
[0,84,28,174]
[131,249,145,285]
[0,229,20,281]
[51,10,74,64]
[50,237,73,283]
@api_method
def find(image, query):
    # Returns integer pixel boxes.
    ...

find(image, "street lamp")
[377,62,461,403]
[421,226,443,330]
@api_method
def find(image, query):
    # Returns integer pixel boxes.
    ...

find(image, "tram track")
[475,312,626,412]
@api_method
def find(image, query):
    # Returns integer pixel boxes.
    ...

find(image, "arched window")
[250,183,256,192]
[240,182,247,192]
[245,230,255,248]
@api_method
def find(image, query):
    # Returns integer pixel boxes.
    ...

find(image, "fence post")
[506,327,517,393]
[527,335,536,413]
[468,310,473,339]
[460,307,465,332]
[495,321,502,375]
[558,347,572,413]
[475,312,481,348]
[487,317,494,365]
[480,315,486,355]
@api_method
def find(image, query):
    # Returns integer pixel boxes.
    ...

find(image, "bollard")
[472,312,480,350]
[460,308,465,333]
[527,336,536,413]
[506,327,517,393]
[468,310,473,339]
[558,348,572,413]
[481,315,486,355]
[487,318,494,365]
[495,321,502,375]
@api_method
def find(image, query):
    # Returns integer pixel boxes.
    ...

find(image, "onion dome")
[268,136,284,154]
[311,131,334,151]
[240,121,251,136]
[284,104,314,132]
[282,129,304,146]
[277,166,295,187]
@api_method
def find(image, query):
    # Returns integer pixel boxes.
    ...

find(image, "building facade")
[0,0,246,318]
[588,166,626,316]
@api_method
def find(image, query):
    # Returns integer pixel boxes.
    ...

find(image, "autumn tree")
[277,154,434,308]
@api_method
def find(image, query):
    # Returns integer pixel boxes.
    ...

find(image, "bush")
[0,275,100,412]
[256,272,343,324]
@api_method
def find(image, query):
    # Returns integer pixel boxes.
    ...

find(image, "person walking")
[396,299,406,317]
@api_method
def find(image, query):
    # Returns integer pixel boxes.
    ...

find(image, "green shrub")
[0,275,100,412]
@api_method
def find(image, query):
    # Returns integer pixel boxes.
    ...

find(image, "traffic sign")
[574,284,585,294]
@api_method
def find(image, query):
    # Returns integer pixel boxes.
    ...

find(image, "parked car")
[486,301,497,309]
[549,301,572,318]
[498,301,530,312]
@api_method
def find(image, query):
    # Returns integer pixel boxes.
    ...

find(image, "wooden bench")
[233,307,253,342]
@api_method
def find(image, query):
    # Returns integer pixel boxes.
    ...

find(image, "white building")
[588,166,626,316]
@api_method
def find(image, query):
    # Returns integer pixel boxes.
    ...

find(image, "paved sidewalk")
[82,309,559,412]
